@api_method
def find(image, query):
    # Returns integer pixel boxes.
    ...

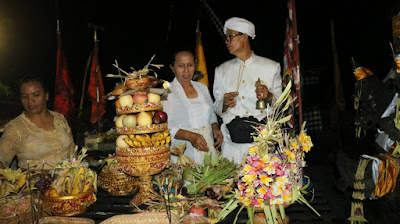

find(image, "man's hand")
[223,91,239,112]
[255,85,273,104]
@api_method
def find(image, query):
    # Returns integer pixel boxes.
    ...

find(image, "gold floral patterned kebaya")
[0,111,75,170]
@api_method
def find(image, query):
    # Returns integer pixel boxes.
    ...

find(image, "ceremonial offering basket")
[100,212,179,224]
[109,59,171,207]
[98,169,139,196]
[41,188,96,216]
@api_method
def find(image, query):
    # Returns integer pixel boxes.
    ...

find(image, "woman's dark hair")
[19,75,48,93]
[169,48,195,66]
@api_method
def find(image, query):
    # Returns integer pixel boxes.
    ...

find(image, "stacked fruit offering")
[114,86,171,206]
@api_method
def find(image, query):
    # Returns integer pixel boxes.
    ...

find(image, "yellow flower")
[270,197,284,205]
[245,187,254,197]
[290,139,299,150]
[257,186,268,195]
[262,154,271,163]
[285,150,296,162]
[242,174,256,184]
[276,176,289,184]
[260,175,273,186]
[243,197,251,206]
[271,182,283,196]
[283,193,292,202]
[243,164,252,174]
[248,146,258,155]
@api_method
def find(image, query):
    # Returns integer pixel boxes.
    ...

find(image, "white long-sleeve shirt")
[162,78,218,164]
[213,52,282,163]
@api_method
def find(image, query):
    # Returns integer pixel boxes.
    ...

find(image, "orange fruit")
[116,100,122,109]
[44,189,51,197]
[49,188,60,197]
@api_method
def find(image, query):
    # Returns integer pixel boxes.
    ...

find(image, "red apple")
[188,205,206,217]
[152,113,162,124]
[132,94,148,104]
[154,111,168,123]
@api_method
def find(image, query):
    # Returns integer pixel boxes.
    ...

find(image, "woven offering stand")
[108,58,171,206]
[98,162,139,196]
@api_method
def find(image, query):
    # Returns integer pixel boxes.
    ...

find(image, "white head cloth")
[223,17,256,40]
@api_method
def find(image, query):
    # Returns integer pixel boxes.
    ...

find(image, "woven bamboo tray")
[38,216,95,224]
[100,212,179,224]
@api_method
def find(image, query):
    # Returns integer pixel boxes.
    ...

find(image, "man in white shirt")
[213,17,282,164]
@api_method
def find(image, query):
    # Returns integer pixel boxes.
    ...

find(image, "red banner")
[87,46,106,124]
[54,31,75,124]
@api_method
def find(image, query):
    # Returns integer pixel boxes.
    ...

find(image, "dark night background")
[1,1,400,223]
[0,0,399,131]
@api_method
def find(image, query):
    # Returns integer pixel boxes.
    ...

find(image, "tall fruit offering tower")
[110,59,171,206]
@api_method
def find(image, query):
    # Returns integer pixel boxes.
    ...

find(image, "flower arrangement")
[217,81,320,224]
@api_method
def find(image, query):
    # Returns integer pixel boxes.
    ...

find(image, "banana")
[156,133,164,141]
[154,141,161,147]
[133,140,141,147]
[124,138,135,147]
[63,176,72,195]
[151,133,158,142]
[161,139,166,145]
[144,134,151,143]
[136,135,146,143]
[71,166,85,195]
[83,177,94,192]
[129,134,136,140]
[162,131,169,139]
[166,136,171,144]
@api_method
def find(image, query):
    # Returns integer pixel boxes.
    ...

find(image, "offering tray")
[116,123,168,135]
[116,102,163,115]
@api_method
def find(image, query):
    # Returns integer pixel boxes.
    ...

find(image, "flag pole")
[78,23,103,119]
[291,0,303,128]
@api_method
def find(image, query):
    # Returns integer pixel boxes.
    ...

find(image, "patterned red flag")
[282,0,302,129]
[54,30,75,123]
[87,44,106,124]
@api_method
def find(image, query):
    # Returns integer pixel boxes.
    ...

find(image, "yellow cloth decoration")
[354,67,374,81]
[372,156,399,198]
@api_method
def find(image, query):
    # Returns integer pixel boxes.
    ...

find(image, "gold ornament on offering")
[97,157,139,196]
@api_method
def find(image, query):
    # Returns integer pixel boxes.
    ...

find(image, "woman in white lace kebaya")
[162,50,223,164]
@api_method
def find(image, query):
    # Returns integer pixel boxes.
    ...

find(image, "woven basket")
[100,212,179,224]
[98,170,139,196]
[38,216,95,224]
